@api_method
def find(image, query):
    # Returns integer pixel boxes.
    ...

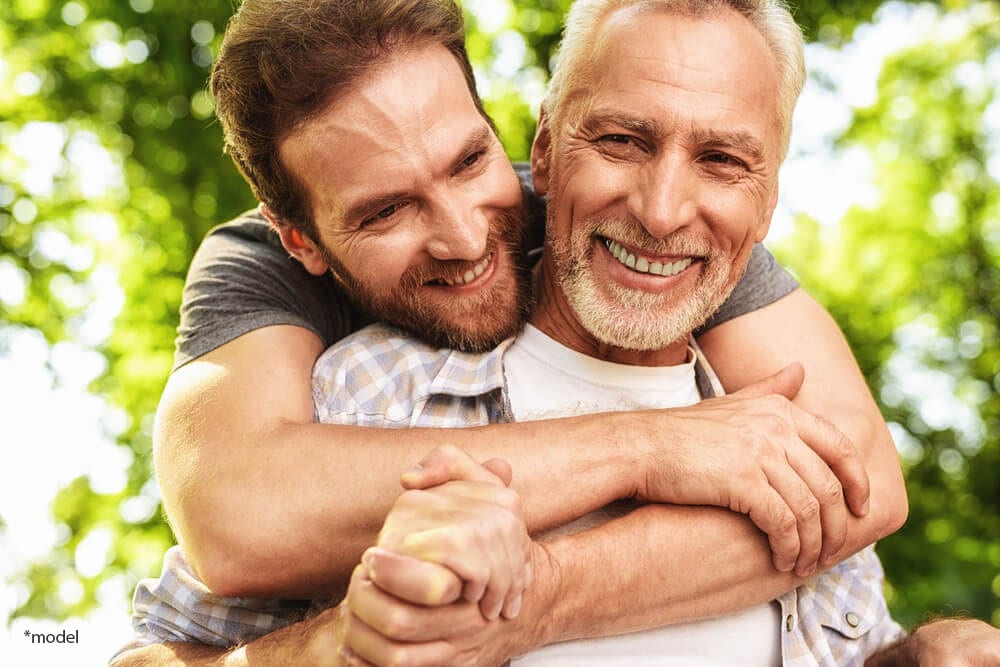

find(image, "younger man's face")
[279,44,531,351]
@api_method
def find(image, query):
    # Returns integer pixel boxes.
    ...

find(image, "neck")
[528,258,691,368]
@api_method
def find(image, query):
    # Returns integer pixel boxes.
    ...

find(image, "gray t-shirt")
[174,171,797,369]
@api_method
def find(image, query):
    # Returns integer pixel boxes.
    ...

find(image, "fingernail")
[361,548,378,581]
[797,564,816,578]
[508,594,522,619]
[861,499,870,516]
[401,462,423,479]
[777,559,794,573]
[822,548,840,565]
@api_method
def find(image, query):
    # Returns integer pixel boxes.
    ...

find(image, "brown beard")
[320,205,535,353]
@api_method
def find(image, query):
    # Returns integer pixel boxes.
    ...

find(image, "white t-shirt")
[503,324,781,666]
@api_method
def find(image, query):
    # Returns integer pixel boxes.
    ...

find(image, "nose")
[626,153,697,239]
[424,190,490,261]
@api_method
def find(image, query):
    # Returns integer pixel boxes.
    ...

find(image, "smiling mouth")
[603,239,693,277]
[428,252,494,287]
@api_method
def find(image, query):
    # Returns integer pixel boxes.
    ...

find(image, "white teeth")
[604,239,693,277]
[441,253,493,286]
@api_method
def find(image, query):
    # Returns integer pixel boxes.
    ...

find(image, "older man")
[113,0,921,664]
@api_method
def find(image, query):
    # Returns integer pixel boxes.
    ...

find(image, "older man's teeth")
[604,239,692,277]
[441,253,493,286]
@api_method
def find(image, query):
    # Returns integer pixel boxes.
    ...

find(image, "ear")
[260,203,329,276]
[530,105,553,196]
[755,183,780,243]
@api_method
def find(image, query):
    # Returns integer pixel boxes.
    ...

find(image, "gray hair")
[544,0,806,159]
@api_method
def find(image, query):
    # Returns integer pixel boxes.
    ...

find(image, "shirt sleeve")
[109,546,311,662]
[696,243,799,334]
[172,213,368,370]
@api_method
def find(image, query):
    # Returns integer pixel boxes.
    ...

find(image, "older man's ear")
[530,106,553,197]
[260,204,329,276]
[755,183,780,243]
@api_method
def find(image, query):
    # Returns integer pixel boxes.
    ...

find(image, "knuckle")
[382,609,414,639]
[763,414,789,438]
[820,477,844,505]
[797,497,821,521]
[777,510,798,533]
[436,443,461,460]
[493,486,519,511]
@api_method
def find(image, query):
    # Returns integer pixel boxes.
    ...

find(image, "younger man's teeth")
[604,239,693,277]
[441,253,493,286]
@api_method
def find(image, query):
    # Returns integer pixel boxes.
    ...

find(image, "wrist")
[507,542,563,656]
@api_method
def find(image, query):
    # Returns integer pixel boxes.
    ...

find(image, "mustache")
[587,215,716,258]
[403,206,528,288]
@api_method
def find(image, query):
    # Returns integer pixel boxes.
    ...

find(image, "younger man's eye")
[363,202,407,227]
[461,150,484,168]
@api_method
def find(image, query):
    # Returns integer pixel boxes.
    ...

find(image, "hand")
[376,445,532,621]
[339,558,527,667]
[867,618,1000,666]
[639,363,869,577]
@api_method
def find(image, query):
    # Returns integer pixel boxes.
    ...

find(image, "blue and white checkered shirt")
[119,323,904,665]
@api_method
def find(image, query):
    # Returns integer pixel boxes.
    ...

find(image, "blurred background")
[1,0,998,662]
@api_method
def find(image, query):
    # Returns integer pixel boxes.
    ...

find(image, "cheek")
[340,236,423,292]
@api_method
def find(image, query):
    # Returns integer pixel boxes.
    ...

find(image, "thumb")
[732,362,804,401]
[399,444,504,489]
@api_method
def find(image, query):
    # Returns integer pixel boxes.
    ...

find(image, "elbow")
[879,481,909,539]
[869,454,909,541]
[186,537,269,598]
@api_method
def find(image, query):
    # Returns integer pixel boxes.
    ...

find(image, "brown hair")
[210,0,484,239]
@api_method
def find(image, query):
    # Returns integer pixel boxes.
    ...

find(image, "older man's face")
[280,44,530,352]
[534,7,783,363]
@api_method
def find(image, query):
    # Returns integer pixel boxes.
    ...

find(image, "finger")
[474,521,514,620]
[739,481,799,572]
[363,547,463,606]
[730,363,804,401]
[783,442,849,567]
[348,573,487,643]
[791,407,869,518]
[500,591,523,620]
[760,457,824,577]
[480,457,513,487]
[400,444,505,489]
[345,609,457,667]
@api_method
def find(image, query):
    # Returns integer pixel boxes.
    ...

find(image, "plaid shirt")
[119,324,903,665]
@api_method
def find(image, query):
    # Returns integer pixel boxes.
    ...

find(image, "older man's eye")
[599,134,634,145]
[704,152,745,168]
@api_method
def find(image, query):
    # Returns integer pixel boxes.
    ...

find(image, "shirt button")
[785,614,796,632]
[845,611,861,628]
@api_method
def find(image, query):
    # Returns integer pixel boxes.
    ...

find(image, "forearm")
[521,501,881,652]
[161,390,638,598]
[111,608,349,667]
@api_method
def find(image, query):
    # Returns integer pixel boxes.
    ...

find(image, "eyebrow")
[580,111,767,161]
[340,125,494,226]
[580,111,664,140]
[688,127,767,161]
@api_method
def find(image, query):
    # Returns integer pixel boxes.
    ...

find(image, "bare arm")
[156,325,639,597]
[110,607,362,667]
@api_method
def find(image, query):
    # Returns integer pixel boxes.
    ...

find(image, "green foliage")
[1,0,994,640]
[774,4,1000,626]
